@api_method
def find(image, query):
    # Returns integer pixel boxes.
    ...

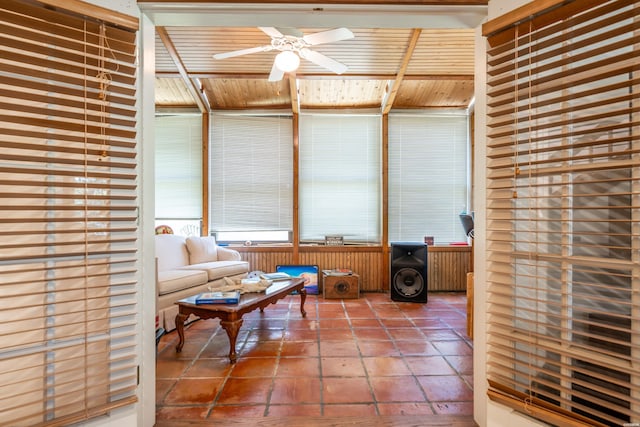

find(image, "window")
[388,113,469,244]
[0,1,139,425]
[209,113,293,242]
[299,114,381,244]
[155,114,202,236]
[483,1,640,425]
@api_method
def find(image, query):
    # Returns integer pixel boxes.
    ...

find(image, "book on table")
[195,290,240,305]
[259,272,291,281]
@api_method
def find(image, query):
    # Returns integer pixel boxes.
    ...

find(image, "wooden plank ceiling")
[153,6,482,112]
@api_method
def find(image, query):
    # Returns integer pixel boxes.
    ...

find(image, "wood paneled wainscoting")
[427,246,471,292]
[233,245,471,293]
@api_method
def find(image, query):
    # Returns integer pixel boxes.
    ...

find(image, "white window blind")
[484,1,640,425]
[209,113,293,236]
[299,114,381,244]
[388,113,469,244]
[0,0,139,426]
[155,114,202,220]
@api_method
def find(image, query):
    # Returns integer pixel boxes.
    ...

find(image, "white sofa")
[155,234,249,331]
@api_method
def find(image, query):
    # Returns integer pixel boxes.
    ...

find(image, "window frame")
[298,112,383,245]
[154,113,203,237]
[388,111,471,245]
[208,112,294,243]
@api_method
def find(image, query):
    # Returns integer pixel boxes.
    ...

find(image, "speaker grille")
[393,267,425,297]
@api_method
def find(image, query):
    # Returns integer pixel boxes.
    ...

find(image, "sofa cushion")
[157,269,208,296]
[216,245,242,261]
[181,260,249,281]
[186,236,218,264]
[155,234,190,270]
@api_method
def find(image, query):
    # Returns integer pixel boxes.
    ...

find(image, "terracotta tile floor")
[156,292,473,422]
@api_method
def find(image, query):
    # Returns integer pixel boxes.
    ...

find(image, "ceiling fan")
[213,27,354,82]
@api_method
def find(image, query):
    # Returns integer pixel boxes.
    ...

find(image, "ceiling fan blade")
[302,28,354,46]
[258,27,284,38]
[268,61,285,82]
[275,27,304,37]
[260,27,304,38]
[213,45,271,60]
[299,48,348,74]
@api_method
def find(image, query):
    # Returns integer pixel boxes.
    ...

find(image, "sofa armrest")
[216,246,242,261]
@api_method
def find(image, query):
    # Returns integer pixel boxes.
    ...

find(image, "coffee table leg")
[299,288,307,317]
[175,312,189,353]
[220,319,243,363]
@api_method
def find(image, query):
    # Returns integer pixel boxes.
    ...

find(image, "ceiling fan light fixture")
[215,27,353,81]
[274,50,300,72]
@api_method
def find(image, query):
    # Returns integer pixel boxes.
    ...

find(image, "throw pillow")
[186,236,218,264]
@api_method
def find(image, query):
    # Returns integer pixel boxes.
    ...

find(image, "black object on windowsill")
[459,213,474,239]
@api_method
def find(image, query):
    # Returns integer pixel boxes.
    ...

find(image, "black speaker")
[390,242,428,303]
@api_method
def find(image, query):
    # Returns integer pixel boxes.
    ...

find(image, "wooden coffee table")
[175,278,307,363]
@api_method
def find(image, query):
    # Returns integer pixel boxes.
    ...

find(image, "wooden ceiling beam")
[382,28,421,114]
[289,75,300,114]
[156,26,210,112]
[159,72,474,81]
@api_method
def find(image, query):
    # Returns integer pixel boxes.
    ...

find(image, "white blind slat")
[299,114,381,243]
[155,114,203,220]
[210,113,293,236]
[388,113,469,244]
